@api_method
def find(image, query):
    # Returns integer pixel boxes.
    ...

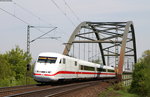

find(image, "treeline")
[0,46,36,87]
[130,50,150,97]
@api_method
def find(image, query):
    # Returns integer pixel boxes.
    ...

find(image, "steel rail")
[5,80,109,97]
[0,85,38,93]
[0,84,37,92]
[0,84,53,97]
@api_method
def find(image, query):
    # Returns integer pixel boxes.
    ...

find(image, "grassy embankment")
[99,83,139,97]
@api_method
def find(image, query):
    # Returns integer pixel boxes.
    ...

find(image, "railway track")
[0,84,53,97]
[0,84,37,93]
[3,79,117,97]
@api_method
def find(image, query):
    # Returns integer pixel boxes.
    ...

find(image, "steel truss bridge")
[63,21,137,80]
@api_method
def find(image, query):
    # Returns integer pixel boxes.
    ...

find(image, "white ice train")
[33,52,116,82]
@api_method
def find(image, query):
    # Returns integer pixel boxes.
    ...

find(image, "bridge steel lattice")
[63,21,137,80]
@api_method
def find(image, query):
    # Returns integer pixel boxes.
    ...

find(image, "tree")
[0,54,14,87]
[5,46,32,80]
[130,50,150,97]
[0,54,12,79]
[0,46,33,87]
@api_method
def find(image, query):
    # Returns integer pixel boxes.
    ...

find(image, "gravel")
[60,81,111,97]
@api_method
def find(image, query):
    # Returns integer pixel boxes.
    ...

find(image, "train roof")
[102,65,114,70]
[38,52,62,57]
[38,52,114,69]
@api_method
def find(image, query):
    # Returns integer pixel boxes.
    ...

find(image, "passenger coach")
[33,52,116,82]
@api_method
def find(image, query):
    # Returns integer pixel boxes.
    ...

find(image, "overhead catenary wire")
[0,1,76,51]
[0,7,29,25]
[13,0,70,38]
[50,0,76,27]
[13,0,71,41]
[12,1,55,27]
[13,0,74,44]
[63,0,81,22]
[0,7,56,35]
[30,27,57,43]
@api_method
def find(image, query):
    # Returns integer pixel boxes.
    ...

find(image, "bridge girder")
[63,21,137,74]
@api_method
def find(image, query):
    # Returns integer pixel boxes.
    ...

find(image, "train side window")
[63,58,66,64]
[80,65,84,70]
[75,61,77,66]
[80,65,95,71]
[108,69,114,72]
[59,59,61,64]
[84,66,95,71]
[97,68,106,72]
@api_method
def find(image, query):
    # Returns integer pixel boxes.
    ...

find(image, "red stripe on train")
[34,71,116,76]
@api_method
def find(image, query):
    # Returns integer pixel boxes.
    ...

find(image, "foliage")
[0,46,36,87]
[116,89,139,97]
[99,83,138,97]
[113,82,124,91]
[130,50,150,97]
[0,54,12,80]
[5,46,32,80]
[99,50,150,97]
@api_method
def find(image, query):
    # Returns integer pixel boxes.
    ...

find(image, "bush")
[0,46,36,87]
[130,50,150,97]
[113,82,124,91]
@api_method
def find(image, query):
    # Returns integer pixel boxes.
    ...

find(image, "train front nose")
[33,56,58,82]
[33,73,55,82]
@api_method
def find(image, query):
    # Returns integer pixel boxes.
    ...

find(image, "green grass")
[116,89,139,97]
[99,84,139,97]
[0,77,37,87]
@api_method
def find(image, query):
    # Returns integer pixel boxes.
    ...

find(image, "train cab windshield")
[37,56,57,64]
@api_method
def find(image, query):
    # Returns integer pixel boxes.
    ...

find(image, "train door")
[64,58,74,79]
[68,59,78,79]
[66,58,71,78]
[74,61,78,78]
[62,58,66,71]
[61,58,66,79]
[66,58,72,78]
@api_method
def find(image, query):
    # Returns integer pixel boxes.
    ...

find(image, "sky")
[0,0,150,60]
